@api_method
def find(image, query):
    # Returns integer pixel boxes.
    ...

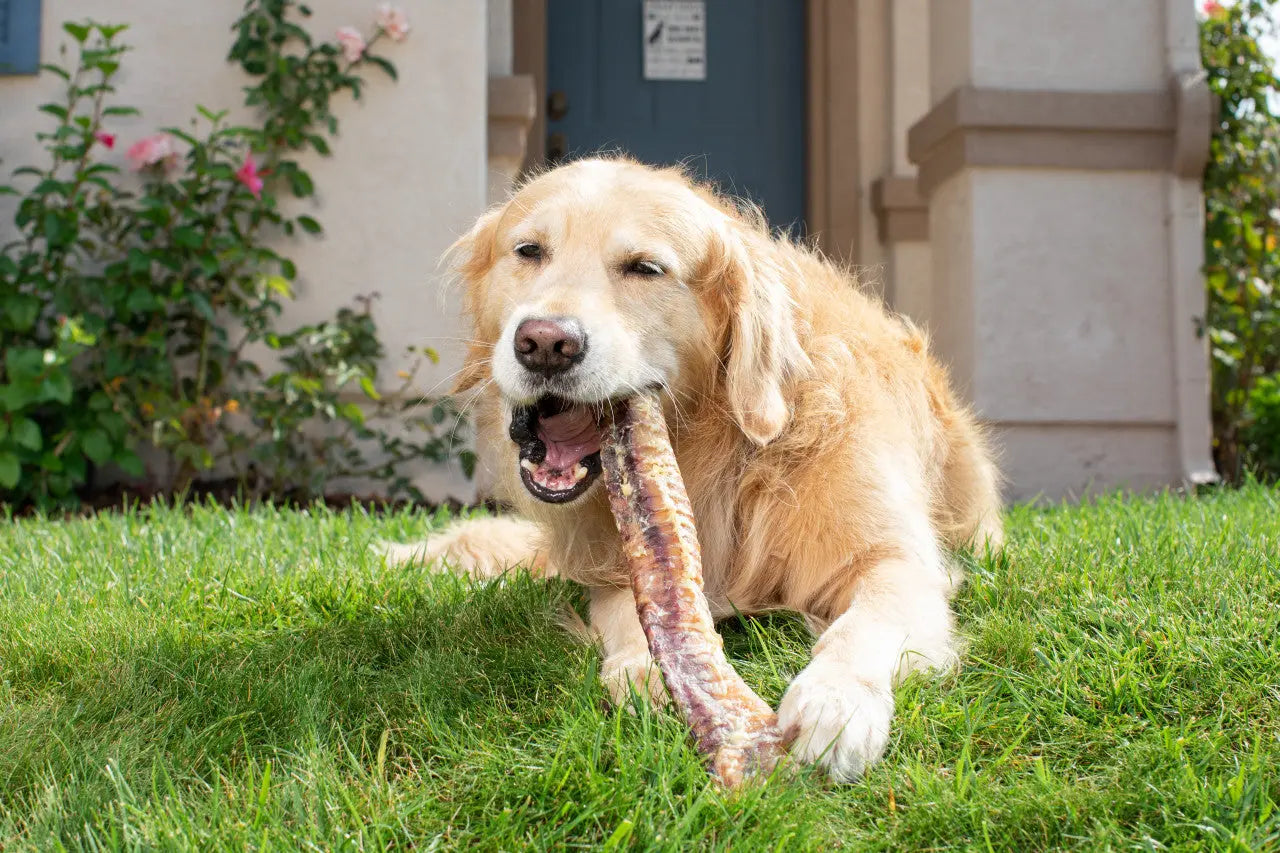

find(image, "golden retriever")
[384,158,1003,782]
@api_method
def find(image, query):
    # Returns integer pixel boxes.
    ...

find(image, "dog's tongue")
[537,405,601,470]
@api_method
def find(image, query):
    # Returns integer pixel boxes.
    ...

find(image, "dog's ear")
[712,224,809,445]
[445,206,504,393]
[447,205,505,320]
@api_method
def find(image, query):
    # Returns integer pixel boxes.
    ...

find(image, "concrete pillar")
[486,0,536,207]
[872,0,933,326]
[910,0,1216,500]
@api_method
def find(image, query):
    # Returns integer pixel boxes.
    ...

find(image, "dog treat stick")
[601,391,786,787]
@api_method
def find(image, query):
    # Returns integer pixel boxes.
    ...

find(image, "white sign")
[643,1,706,81]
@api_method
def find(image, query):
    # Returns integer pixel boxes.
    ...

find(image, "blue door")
[546,0,806,233]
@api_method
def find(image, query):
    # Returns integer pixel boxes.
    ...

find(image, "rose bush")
[0,2,471,510]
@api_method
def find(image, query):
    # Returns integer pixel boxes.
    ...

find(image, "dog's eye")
[515,242,543,260]
[626,259,664,277]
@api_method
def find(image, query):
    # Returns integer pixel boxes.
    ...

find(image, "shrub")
[1200,0,1280,482]
[0,4,471,510]
[1242,374,1280,476]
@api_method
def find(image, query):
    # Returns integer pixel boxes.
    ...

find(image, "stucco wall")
[0,0,487,501]
[918,0,1215,500]
[970,171,1175,424]
[931,0,1166,95]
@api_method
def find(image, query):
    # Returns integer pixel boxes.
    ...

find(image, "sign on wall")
[0,0,40,75]
[642,0,706,81]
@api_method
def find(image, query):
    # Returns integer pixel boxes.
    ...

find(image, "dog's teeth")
[572,464,588,482]
[520,459,538,474]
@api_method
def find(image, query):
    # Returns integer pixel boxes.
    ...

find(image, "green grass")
[0,486,1277,851]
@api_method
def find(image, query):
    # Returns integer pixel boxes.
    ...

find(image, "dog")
[385,158,1003,782]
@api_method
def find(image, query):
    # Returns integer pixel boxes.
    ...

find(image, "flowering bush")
[0,3,470,510]
[1200,0,1280,482]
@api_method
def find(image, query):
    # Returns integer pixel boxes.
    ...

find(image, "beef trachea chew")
[601,391,786,787]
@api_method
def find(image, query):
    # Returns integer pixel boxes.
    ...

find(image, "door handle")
[547,132,568,163]
[547,90,570,121]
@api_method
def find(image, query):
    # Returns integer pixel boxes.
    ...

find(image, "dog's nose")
[513,316,587,376]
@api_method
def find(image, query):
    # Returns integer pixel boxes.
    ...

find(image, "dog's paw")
[777,661,893,782]
[601,650,670,708]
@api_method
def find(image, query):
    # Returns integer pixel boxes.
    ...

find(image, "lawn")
[0,486,1277,851]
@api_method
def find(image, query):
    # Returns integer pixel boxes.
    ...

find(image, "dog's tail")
[377,515,556,580]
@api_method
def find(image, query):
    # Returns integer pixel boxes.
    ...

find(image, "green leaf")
[338,402,366,425]
[196,105,229,123]
[81,428,113,463]
[188,292,217,323]
[127,248,151,274]
[13,418,42,452]
[32,178,68,199]
[264,275,293,297]
[162,127,198,146]
[6,347,45,381]
[63,22,91,43]
[366,55,398,81]
[197,255,220,278]
[125,288,156,314]
[0,453,20,489]
[173,227,203,249]
[296,215,322,235]
[6,295,41,332]
[0,384,32,412]
[39,451,64,473]
[102,105,140,117]
[39,104,69,120]
[41,372,73,405]
[42,211,69,247]
[116,451,145,478]
[359,376,382,401]
[288,170,314,198]
[39,63,71,80]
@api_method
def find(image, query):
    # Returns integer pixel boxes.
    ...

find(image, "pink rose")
[126,133,177,171]
[374,3,410,42]
[236,154,264,199]
[1203,1,1226,17]
[336,26,366,63]
[93,130,116,149]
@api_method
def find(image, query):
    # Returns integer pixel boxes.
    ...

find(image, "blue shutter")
[0,0,41,75]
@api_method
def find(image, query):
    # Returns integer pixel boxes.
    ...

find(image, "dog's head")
[449,158,807,505]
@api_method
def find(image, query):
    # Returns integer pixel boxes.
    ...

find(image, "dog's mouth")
[509,395,605,503]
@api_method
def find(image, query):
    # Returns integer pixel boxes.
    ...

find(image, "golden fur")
[388,158,1003,780]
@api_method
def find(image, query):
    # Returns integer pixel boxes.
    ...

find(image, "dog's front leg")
[776,553,958,782]
[590,584,669,707]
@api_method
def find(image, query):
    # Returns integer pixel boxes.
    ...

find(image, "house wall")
[4,0,1215,506]
[0,0,489,501]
